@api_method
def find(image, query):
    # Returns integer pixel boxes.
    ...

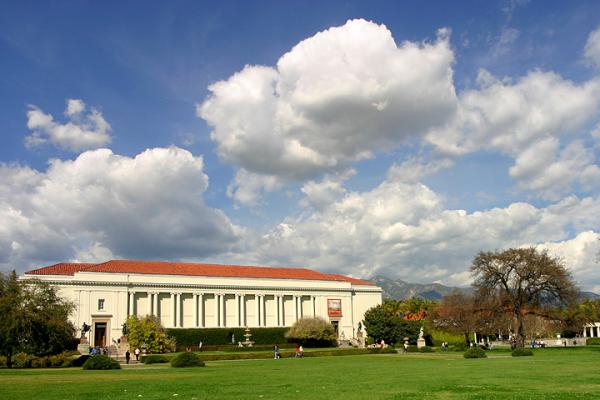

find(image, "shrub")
[363,304,423,345]
[430,330,466,347]
[143,354,171,364]
[586,338,600,346]
[71,355,90,367]
[12,353,35,368]
[170,352,205,368]
[127,315,176,354]
[167,327,288,347]
[512,348,534,357]
[285,317,337,347]
[418,346,435,353]
[82,355,121,370]
[449,343,468,352]
[463,348,487,358]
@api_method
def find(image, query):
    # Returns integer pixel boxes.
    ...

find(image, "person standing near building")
[125,350,131,364]
[274,344,280,359]
[134,347,140,361]
[198,340,203,352]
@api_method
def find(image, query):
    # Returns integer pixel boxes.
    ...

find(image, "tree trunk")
[464,332,470,346]
[515,310,525,348]
[6,352,12,369]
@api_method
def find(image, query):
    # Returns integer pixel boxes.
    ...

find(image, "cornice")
[21,277,382,294]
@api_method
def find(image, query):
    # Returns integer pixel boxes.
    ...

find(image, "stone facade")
[20,260,382,347]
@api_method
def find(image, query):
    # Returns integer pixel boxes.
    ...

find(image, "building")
[21,260,382,347]
[583,322,600,339]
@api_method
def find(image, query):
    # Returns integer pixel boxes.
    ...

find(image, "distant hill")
[581,291,600,300]
[371,275,470,300]
[371,275,600,301]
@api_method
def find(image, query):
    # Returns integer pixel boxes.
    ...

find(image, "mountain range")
[371,275,600,301]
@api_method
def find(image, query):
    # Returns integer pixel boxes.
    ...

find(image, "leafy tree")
[0,272,75,368]
[285,317,336,347]
[363,304,423,345]
[433,291,480,345]
[471,248,579,347]
[126,315,175,354]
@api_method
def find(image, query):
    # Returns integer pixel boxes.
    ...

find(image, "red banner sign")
[327,299,342,316]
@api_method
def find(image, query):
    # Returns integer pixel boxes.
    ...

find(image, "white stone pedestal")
[417,338,426,348]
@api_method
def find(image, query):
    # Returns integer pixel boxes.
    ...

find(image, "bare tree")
[471,247,579,347]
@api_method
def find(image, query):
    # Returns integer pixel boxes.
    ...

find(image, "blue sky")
[1,1,600,290]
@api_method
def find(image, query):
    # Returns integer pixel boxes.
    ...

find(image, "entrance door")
[94,322,107,347]
[331,321,339,338]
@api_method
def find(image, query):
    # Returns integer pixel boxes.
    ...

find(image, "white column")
[275,296,281,326]
[153,292,159,316]
[234,294,240,327]
[280,296,285,326]
[194,293,199,327]
[293,295,298,322]
[129,291,135,316]
[175,293,181,328]
[240,295,246,326]
[255,295,261,327]
[261,295,266,327]
[214,294,220,327]
[147,292,153,316]
[220,294,226,327]
[171,293,176,327]
[198,293,204,328]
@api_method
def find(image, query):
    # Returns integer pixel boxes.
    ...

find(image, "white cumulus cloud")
[584,26,600,69]
[26,99,112,152]
[198,19,457,203]
[0,147,242,273]
[227,167,600,289]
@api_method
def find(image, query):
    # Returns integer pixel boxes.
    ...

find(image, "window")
[98,299,105,311]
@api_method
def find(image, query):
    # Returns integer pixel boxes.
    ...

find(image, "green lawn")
[1,348,600,400]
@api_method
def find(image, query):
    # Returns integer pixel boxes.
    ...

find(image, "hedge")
[82,355,121,370]
[512,348,534,357]
[142,347,396,363]
[586,338,600,346]
[0,351,81,368]
[464,347,487,358]
[171,352,205,368]
[167,327,288,348]
[143,354,170,364]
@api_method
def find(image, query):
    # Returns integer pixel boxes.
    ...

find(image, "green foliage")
[166,327,288,348]
[430,329,467,347]
[0,272,75,368]
[418,346,435,353]
[363,304,424,345]
[82,355,120,370]
[512,348,534,357]
[586,338,600,346]
[285,317,337,347]
[71,355,90,367]
[143,354,170,364]
[463,347,487,358]
[170,352,205,368]
[127,315,175,354]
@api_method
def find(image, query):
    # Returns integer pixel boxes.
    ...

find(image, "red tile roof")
[25,262,96,276]
[24,260,376,286]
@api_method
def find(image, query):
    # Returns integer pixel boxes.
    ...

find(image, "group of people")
[272,344,304,359]
[124,347,141,364]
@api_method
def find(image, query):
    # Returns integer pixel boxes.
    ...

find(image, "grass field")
[1,347,599,400]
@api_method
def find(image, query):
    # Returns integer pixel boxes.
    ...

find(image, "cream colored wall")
[21,272,382,342]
